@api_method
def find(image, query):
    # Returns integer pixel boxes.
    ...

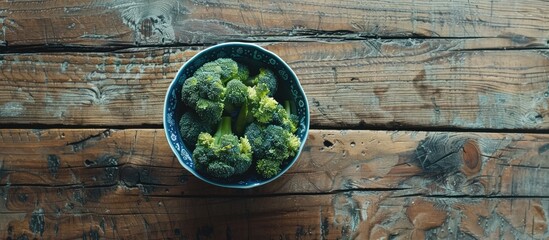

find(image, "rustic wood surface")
[0,0,548,47]
[1,129,549,197]
[1,129,548,239]
[1,0,548,239]
[1,41,548,129]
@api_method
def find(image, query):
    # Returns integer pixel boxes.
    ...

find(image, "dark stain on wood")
[85,188,103,203]
[0,161,7,182]
[539,143,549,154]
[73,189,85,205]
[47,154,60,178]
[178,174,189,184]
[87,155,119,182]
[373,85,389,99]
[412,69,427,91]
[120,166,139,187]
[196,225,214,240]
[498,33,536,45]
[412,69,442,101]
[415,133,463,174]
[138,168,156,194]
[226,226,232,240]
[296,225,306,238]
[99,218,106,233]
[88,229,100,240]
[16,234,29,240]
[29,208,45,236]
[53,223,59,236]
[321,217,329,240]
[18,193,28,202]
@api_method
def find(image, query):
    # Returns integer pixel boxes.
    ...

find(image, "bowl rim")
[163,42,310,189]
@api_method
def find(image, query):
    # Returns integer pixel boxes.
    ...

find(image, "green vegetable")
[180,58,302,180]
[236,63,250,81]
[234,83,275,134]
[192,117,252,178]
[224,79,248,113]
[244,68,278,96]
[245,123,300,178]
[256,159,281,179]
[181,71,225,125]
[271,100,299,133]
[179,111,214,148]
[195,58,240,84]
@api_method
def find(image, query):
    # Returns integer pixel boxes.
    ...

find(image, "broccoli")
[236,63,250,81]
[224,79,248,114]
[179,111,214,149]
[256,159,281,179]
[234,83,275,133]
[244,123,301,178]
[192,117,252,178]
[234,84,299,135]
[271,100,299,133]
[181,58,300,180]
[181,71,225,125]
[195,58,242,83]
[244,68,278,96]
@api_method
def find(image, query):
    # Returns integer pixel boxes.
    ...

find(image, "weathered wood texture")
[1,41,548,129]
[0,0,548,47]
[1,129,548,197]
[1,188,548,239]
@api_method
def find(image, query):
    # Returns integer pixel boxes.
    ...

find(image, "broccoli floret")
[234,85,259,135]
[195,98,224,125]
[195,71,225,101]
[271,100,299,133]
[235,84,290,135]
[181,76,200,108]
[244,124,301,178]
[192,117,253,178]
[181,70,226,125]
[207,161,235,179]
[235,84,277,129]
[253,94,279,124]
[256,159,281,179]
[192,133,216,172]
[179,111,214,149]
[236,63,250,81]
[224,79,248,113]
[195,58,240,84]
[244,68,277,96]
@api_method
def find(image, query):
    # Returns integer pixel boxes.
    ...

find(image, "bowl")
[163,42,310,188]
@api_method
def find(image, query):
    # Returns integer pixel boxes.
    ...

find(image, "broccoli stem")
[214,116,232,145]
[235,101,251,136]
[284,100,292,116]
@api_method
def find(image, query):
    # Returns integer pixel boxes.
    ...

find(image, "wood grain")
[0,0,548,48]
[1,41,548,129]
[0,187,547,239]
[1,129,548,198]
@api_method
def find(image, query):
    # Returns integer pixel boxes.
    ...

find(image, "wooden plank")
[1,41,548,129]
[1,129,548,197]
[0,188,547,239]
[0,0,548,47]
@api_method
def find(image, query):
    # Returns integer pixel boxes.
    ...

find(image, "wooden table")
[1,1,548,239]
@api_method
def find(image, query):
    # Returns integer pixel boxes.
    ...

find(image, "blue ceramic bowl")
[163,42,310,188]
